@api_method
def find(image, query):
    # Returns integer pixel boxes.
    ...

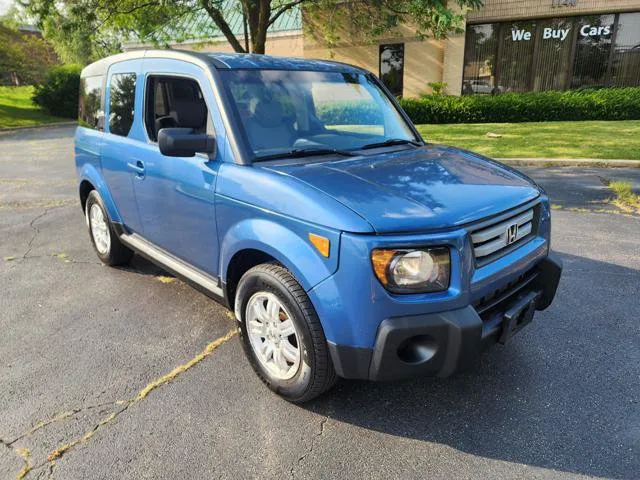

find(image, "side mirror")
[158,128,216,157]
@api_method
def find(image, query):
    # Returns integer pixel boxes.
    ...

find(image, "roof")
[81,50,364,77]
[206,53,364,72]
[146,0,301,44]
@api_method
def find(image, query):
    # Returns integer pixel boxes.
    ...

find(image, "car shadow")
[304,252,640,479]
[115,254,172,278]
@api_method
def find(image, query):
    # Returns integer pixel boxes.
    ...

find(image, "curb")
[496,158,639,168]
[0,121,77,134]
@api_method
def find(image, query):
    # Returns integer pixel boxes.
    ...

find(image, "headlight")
[371,247,450,293]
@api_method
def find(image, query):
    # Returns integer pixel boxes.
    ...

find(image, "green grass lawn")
[0,86,67,129]
[416,120,640,160]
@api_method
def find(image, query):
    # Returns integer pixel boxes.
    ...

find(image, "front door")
[130,60,223,276]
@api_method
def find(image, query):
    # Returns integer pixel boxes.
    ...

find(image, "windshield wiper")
[254,147,357,162]
[359,138,421,150]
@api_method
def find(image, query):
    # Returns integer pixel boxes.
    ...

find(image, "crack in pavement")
[289,416,328,479]
[21,208,49,261]
[4,254,102,266]
[1,438,31,480]
[3,327,238,479]
[14,447,31,479]
[6,204,79,269]
[6,401,116,447]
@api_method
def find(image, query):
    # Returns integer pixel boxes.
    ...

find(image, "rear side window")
[109,73,137,137]
[78,75,104,130]
[144,76,208,142]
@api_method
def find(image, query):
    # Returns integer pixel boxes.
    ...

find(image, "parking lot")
[1,125,639,479]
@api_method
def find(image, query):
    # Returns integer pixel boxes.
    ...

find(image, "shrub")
[32,64,82,118]
[398,87,640,124]
[427,81,448,95]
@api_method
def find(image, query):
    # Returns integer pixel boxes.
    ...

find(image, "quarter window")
[109,73,137,137]
[78,75,103,130]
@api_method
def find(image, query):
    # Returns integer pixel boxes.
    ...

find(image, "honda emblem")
[506,224,519,245]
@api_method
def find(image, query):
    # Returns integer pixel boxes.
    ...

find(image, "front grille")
[471,207,536,265]
[472,268,539,321]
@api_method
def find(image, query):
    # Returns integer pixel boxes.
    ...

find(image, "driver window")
[145,75,209,142]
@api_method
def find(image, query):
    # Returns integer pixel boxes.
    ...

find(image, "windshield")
[220,70,419,161]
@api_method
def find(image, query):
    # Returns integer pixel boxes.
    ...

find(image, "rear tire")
[236,263,337,403]
[85,190,133,266]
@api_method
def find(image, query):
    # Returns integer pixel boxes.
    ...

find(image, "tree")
[22,0,483,61]
[16,0,121,65]
[0,20,58,85]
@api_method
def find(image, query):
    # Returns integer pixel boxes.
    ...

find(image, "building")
[460,1,640,95]
[125,0,640,97]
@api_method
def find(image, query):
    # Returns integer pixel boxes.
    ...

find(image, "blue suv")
[75,50,562,402]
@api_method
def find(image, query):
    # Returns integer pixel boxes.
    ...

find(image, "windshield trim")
[253,146,358,162]
[364,72,424,146]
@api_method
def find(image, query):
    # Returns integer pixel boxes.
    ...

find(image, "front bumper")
[328,253,562,381]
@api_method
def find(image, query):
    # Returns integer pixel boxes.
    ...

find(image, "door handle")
[127,160,145,176]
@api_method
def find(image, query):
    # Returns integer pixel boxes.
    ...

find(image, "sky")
[0,0,13,15]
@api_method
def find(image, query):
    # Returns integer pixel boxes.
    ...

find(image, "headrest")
[155,115,177,137]
[171,99,207,129]
[253,100,285,127]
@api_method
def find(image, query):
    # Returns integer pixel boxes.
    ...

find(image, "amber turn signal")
[309,233,330,257]
[371,249,398,285]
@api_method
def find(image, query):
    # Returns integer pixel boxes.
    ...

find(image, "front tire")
[236,263,337,403]
[85,190,133,266]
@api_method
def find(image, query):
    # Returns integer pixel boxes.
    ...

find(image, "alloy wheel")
[245,291,301,380]
[89,203,110,255]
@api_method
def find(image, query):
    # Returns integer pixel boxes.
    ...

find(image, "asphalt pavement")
[1,126,638,479]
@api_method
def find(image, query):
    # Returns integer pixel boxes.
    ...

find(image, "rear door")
[75,74,106,194]
[101,59,143,233]
[130,59,224,276]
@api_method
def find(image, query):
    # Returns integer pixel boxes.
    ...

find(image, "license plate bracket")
[499,291,539,345]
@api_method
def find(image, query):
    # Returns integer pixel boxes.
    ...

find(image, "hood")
[263,145,541,233]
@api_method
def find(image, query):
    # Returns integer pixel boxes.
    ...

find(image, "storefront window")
[379,44,404,97]
[498,20,537,92]
[462,24,499,95]
[533,17,575,91]
[462,11,640,94]
[609,12,640,87]
[571,15,615,88]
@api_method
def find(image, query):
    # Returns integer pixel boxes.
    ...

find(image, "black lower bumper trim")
[327,254,563,381]
[327,343,372,379]
[533,252,562,310]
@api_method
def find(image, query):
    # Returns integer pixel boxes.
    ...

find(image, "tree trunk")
[253,0,270,54]
[243,0,269,54]
[201,0,246,53]
[204,0,274,54]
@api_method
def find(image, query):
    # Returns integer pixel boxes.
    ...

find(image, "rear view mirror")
[158,128,216,157]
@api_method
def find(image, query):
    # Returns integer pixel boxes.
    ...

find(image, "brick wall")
[468,0,640,23]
